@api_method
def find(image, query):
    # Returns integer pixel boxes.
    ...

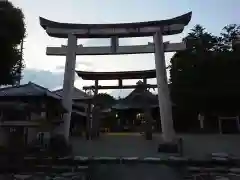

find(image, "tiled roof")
[112,83,158,110]
[0,82,61,100]
[53,87,91,100]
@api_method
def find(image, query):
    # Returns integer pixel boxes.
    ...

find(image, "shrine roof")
[76,69,156,80]
[0,82,61,100]
[0,82,67,112]
[39,12,192,38]
[112,83,158,109]
[53,87,91,100]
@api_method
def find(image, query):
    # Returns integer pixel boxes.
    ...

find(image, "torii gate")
[39,12,192,147]
[76,69,158,140]
[76,69,158,93]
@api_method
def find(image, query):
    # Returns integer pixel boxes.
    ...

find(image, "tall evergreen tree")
[0,1,26,85]
[170,24,240,131]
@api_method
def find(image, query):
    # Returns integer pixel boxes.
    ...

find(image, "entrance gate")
[76,69,158,139]
[39,12,192,144]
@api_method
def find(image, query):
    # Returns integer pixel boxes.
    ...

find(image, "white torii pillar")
[154,30,175,143]
[62,34,77,142]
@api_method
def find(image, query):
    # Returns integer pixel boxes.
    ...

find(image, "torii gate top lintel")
[39,12,192,38]
[76,69,156,80]
[76,69,158,90]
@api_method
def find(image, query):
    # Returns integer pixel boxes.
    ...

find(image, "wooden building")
[111,81,159,132]
[0,82,66,148]
[53,87,92,136]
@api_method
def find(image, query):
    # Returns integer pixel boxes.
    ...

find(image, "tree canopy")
[170,24,240,114]
[93,93,116,108]
[0,1,26,85]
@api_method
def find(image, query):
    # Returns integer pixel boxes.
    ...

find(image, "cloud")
[75,60,94,71]
[55,65,65,71]
[21,68,64,90]
[21,68,95,91]
[83,38,110,46]
[110,89,132,98]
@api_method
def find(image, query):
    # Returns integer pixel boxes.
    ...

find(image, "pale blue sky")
[11,0,240,96]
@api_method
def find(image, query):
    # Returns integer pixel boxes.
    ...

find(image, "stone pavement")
[70,134,240,180]
[71,134,240,159]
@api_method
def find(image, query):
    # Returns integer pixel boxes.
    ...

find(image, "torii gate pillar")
[62,34,77,142]
[154,31,175,143]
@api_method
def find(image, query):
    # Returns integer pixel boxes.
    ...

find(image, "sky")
[11,0,240,97]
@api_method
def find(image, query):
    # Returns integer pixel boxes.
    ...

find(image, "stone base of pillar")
[157,138,183,154]
[91,133,95,139]
[91,131,100,139]
[85,132,90,140]
[145,132,152,140]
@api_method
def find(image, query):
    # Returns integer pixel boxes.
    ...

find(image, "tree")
[220,24,240,51]
[170,24,240,132]
[0,1,26,85]
[93,93,116,108]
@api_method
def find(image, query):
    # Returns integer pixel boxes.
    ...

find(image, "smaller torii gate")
[76,69,158,139]
[76,69,157,94]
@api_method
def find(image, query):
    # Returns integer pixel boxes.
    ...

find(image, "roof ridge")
[124,87,156,101]
[53,86,78,92]
[0,83,30,91]
[0,82,62,100]
[27,82,62,99]
[53,87,89,97]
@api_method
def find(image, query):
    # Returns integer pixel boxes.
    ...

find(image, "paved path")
[71,134,240,159]
[70,134,240,180]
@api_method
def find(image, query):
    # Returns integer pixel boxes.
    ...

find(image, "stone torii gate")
[76,69,158,92]
[76,69,158,140]
[39,12,192,145]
